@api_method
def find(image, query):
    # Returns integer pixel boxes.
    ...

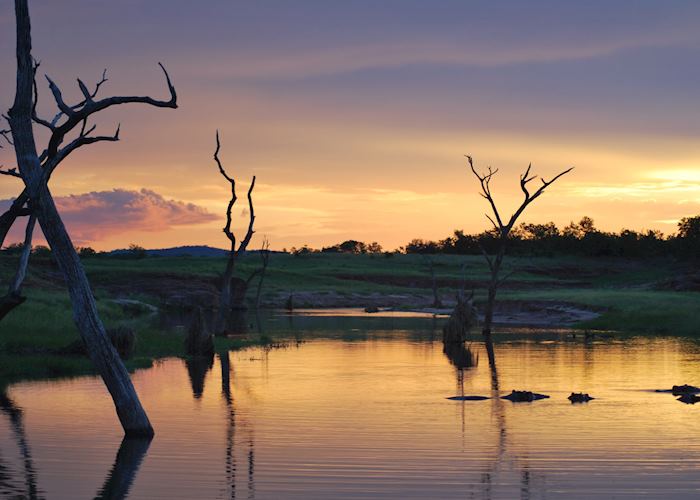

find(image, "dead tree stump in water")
[442,293,478,343]
[185,308,214,357]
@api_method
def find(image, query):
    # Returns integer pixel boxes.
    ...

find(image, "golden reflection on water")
[1,334,700,499]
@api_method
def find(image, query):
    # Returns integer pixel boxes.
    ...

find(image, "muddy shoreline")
[265,292,602,327]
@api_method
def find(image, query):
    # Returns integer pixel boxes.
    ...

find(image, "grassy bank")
[0,252,698,384]
[0,287,261,387]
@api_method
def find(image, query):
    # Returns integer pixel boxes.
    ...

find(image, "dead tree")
[5,0,177,436]
[467,155,572,339]
[251,237,270,310]
[423,256,443,308]
[213,132,256,333]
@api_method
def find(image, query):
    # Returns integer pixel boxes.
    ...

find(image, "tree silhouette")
[4,0,177,436]
[467,155,572,339]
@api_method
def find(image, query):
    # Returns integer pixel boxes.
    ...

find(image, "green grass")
[503,288,700,336]
[0,251,697,384]
[0,285,266,386]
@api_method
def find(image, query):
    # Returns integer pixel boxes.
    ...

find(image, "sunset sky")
[2,1,700,250]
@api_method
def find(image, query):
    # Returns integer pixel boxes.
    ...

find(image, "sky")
[2,0,700,251]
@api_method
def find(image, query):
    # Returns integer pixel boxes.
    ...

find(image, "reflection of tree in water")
[0,389,151,500]
[443,342,478,398]
[220,352,255,499]
[448,339,544,499]
[186,354,215,399]
[94,437,151,499]
[0,390,41,499]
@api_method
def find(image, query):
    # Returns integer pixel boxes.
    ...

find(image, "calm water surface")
[2,318,700,499]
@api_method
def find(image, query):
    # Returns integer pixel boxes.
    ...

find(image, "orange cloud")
[0,189,217,247]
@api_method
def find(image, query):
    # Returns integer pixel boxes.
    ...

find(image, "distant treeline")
[3,215,698,260]
[290,215,700,259]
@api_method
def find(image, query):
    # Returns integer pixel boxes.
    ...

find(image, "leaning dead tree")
[5,0,177,436]
[467,155,572,339]
[213,132,257,334]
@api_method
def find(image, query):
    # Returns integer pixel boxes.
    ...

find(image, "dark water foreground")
[1,317,700,499]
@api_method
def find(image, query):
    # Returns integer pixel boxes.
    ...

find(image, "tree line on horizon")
[286,214,700,259]
[2,213,698,260]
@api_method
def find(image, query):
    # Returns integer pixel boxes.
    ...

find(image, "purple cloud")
[1,188,218,246]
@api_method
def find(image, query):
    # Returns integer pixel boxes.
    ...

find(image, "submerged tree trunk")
[426,257,443,308]
[216,254,235,333]
[8,0,153,436]
[481,246,505,338]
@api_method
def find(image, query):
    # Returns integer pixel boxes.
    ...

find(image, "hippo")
[655,384,700,395]
[672,385,700,395]
[501,390,549,402]
[568,392,594,403]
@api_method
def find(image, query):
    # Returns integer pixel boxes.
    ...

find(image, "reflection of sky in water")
[1,332,700,499]
[288,308,449,318]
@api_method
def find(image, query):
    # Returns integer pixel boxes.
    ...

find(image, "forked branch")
[467,155,573,235]
[39,62,176,162]
[213,131,256,256]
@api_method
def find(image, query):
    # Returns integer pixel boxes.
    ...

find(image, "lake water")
[2,315,700,499]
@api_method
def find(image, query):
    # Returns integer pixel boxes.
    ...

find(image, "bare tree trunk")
[8,0,153,436]
[426,257,442,308]
[0,191,30,248]
[254,264,267,310]
[481,247,505,337]
[0,214,35,320]
[216,254,235,333]
[254,239,270,310]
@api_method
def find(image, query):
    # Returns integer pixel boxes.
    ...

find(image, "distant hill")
[109,245,230,257]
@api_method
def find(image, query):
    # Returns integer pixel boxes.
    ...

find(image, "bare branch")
[76,78,93,102]
[0,191,31,249]
[214,130,234,183]
[0,167,22,178]
[42,124,120,181]
[43,63,176,159]
[506,165,574,229]
[45,75,74,117]
[496,270,516,289]
[484,213,499,233]
[30,59,55,131]
[235,176,257,256]
[466,155,504,229]
[0,125,13,147]
[8,214,36,295]
[214,131,237,249]
[46,69,109,127]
